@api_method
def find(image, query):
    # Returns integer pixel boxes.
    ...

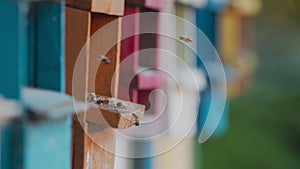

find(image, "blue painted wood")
[1,126,12,169]
[195,8,216,49]
[134,141,152,169]
[23,2,71,169]
[196,7,229,137]
[0,0,28,99]
[0,1,28,169]
[27,1,66,91]
[23,118,71,169]
[206,0,229,12]
[27,3,38,87]
[1,1,70,169]
[36,2,65,91]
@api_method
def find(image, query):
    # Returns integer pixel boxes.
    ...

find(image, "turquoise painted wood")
[1,1,71,169]
[23,118,71,169]
[134,141,152,169]
[0,0,28,99]
[35,2,65,91]
[24,2,71,169]
[207,0,229,11]
[196,7,229,137]
[27,2,65,91]
[0,0,28,169]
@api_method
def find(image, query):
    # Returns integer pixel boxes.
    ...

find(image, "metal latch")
[87,93,145,129]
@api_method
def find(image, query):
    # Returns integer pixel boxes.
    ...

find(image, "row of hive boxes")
[65,1,260,169]
[64,0,259,146]
[65,1,167,169]
[65,0,261,101]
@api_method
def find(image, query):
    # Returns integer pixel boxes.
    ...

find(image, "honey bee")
[179,35,193,43]
[96,98,109,105]
[132,113,139,126]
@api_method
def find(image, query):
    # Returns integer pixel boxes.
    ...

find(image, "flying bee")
[179,35,193,43]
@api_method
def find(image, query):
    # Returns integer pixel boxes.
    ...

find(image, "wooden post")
[65,2,123,168]
[0,1,28,168]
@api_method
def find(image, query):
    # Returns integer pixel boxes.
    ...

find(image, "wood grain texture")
[65,8,90,168]
[65,7,90,97]
[66,0,124,16]
[87,97,145,128]
[67,0,92,11]
[89,13,120,97]
[71,116,85,169]
[85,13,121,169]
[66,7,122,169]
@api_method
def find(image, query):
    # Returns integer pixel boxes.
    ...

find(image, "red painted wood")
[126,0,172,10]
[119,5,166,112]
[119,6,141,102]
[136,69,165,90]
[145,0,172,11]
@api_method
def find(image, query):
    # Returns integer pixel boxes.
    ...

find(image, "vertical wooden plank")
[90,14,120,97]
[65,7,90,169]
[65,7,90,98]
[119,6,140,102]
[0,1,28,169]
[196,6,229,137]
[24,2,71,169]
[171,1,200,137]
[36,2,65,91]
[71,116,86,169]
[65,7,121,169]
[0,0,28,99]
[23,118,71,169]
[218,7,254,97]
[65,7,88,169]
[84,13,121,169]
[139,7,157,68]
[195,8,216,49]
[218,8,241,67]
[195,7,216,135]
[1,1,71,169]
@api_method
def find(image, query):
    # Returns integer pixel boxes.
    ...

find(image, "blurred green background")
[198,0,300,168]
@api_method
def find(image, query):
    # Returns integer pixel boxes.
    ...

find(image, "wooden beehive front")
[65,6,122,169]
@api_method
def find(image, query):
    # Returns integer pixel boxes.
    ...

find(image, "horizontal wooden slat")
[66,0,125,16]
